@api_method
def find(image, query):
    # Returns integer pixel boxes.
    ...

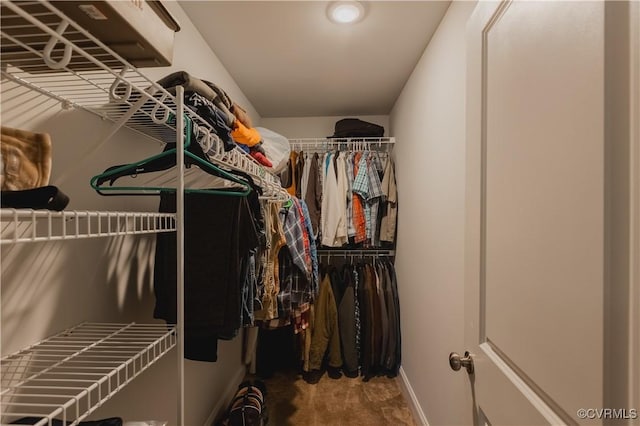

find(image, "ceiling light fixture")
[328,1,365,24]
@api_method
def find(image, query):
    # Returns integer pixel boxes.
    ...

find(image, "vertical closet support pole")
[176,86,185,426]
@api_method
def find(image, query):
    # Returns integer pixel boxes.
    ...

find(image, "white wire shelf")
[0,0,285,200]
[0,322,176,426]
[288,137,395,153]
[0,209,176,244]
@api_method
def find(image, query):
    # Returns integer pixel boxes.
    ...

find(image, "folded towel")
[1,126,52,191]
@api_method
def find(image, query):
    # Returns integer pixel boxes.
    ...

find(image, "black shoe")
[327,366,342,379]
[302,369,323,384]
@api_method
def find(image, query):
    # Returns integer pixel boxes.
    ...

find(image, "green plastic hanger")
[90,116,252,197]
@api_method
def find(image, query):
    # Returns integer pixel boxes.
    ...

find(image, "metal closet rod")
[317,249,395,257]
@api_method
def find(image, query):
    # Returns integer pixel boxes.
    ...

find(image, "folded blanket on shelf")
[1,126,52,190]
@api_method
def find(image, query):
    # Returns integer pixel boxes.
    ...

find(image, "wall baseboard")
[397,366,430,426]
[203,365,247,426]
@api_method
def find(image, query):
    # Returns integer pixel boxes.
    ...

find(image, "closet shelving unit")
[0,1,285,425]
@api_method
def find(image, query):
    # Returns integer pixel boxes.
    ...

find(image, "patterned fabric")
[259,305,310,332]
[352,152,367,243]
[254,201,286,321]
[294,198,312,280]
[276,246,312,320]
[260,315,291,330]
[280,202,310,278]
[353,152,372,244]
[353,265,361,363]
[352,151,369,197]
[367,152,384,200]
[185,92,235,151]
[293,303,311,334]
[346,152,356,238]
[299,199,319,296]
[353,152,385,246]
[241,251,257,326]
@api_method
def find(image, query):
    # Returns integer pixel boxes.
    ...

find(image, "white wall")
[389,2,475,425]
[0,2,257,425]
[260,115,389,138]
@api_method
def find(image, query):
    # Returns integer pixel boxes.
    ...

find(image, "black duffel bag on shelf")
[328,118,384,138]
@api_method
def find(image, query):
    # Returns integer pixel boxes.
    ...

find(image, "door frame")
[464,0,640,422]
[604,0,640,416]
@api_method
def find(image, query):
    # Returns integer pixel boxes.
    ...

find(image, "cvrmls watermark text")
[577,408,638,420]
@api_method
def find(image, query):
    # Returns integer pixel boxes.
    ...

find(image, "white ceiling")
[180,1,451,118]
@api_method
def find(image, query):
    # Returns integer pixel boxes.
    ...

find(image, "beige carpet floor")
[252,370,417,426]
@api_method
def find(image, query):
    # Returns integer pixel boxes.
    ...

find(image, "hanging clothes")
[257,197,318,329]
[311,257,401,380]
[304,153,322,238]
[309,273,342,372]
[254,201,286,322]
[288,142,397,248]
[351,152,367,244]
[321,151,349,247]
[380,157,397,244]
[282,151,299,196]
[321,151,341,246]
[294,151,305,199]
[338,265,358,377]
[153,190,261,362]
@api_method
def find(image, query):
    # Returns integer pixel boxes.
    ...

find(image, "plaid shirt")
[351,152,367,244]
[353,152,385,246]
[353,152,373,244]
[275,246,312,320]
[299,199,319,296]
[352,152,370,198]
[294,198,312,278]
[346,152,356,238]
[262,199,314,323]
[260,302,310,333]
[293,303,311,334]
[280,201,310,279]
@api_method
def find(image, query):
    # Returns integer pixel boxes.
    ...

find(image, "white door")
[463,1,639,425]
